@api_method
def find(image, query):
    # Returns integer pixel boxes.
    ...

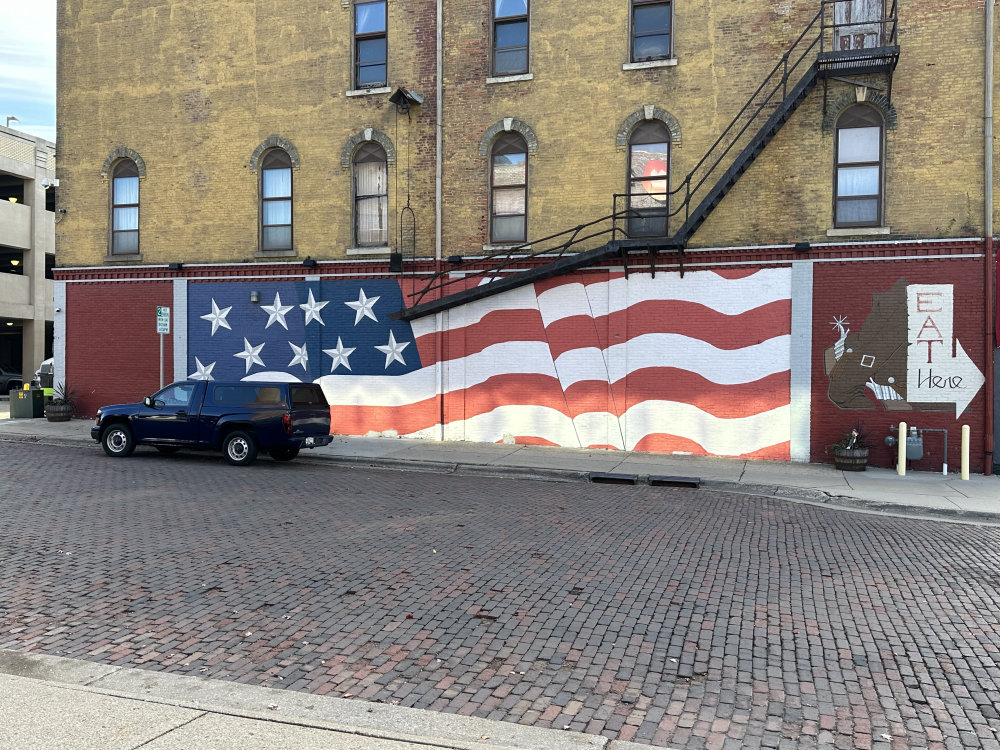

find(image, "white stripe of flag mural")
[186,268,792,458]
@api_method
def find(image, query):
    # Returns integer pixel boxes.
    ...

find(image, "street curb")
[0,650,662,750]
[311,454,589,484]
[3,429,997,525]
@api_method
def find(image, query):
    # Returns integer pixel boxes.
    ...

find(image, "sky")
[0,1,56,143]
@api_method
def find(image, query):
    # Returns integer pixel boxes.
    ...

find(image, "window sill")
[483,243,531,253]
[623,58,677,71]
[103,253,143,263]
[255,249,297,258]
[486,73,534,84]
[346,86,392,97]
[346,246,392,256]
[826,226,890,237]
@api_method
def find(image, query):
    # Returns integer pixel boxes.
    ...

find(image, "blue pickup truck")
[92,380,333,466]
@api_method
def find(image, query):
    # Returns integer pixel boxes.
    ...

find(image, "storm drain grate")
[588,472,639,485]
[648,475,701,488]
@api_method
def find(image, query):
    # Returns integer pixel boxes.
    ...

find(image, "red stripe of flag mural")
[315,268,792,458]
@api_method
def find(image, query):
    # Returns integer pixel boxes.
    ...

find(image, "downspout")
[985,0,995,475]
[436,0,445,441]
[435,0,442,266]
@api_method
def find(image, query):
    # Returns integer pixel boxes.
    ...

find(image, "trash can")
[33,360,54,389]
[11,388,45,418]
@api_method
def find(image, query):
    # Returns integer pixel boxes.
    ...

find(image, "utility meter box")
[11,387,45,419]
[906,431,924,461]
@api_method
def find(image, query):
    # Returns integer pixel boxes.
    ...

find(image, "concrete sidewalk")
[0,651,645,750]
[0,397,997,523]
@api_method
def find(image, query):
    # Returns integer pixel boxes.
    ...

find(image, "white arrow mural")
[906,284,985,417]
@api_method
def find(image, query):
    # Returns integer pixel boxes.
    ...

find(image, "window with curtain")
[834,105,883,228]
[490,132,527,244]
[627,120,669,237]
[493,0,528,76]
[261,149,292,251]
[631,0,672,62]
[354,142,388,247]
[355,0,387,88]
[111,160,139,255]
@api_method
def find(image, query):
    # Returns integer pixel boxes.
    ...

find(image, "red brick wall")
[66,282,174,416]
[811,257,987,473]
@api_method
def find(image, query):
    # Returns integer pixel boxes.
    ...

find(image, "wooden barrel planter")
[45,402,74,422]
[833,446,869,471]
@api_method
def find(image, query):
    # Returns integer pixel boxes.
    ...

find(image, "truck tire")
[268,446,300,462]
[102,424,135,457]
[223,430,258,466]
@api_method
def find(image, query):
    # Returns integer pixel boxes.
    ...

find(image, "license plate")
[305,437,316,446]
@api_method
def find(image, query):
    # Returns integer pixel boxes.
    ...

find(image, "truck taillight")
[283,413,292,435]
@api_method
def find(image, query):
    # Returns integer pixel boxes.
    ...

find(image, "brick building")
[56,0,998,472]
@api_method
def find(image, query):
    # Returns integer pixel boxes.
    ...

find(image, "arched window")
[354,142,388,247]
[490,132,527,243]
[111,160,139,255]
[834,105,884,228]
[260,149,292,251]
[627,120,669,237]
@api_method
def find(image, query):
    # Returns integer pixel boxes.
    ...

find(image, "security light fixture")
[388,87,424,114]
[794,242,811,252]
[168,262,183,270]
[302,257,317,268]
[250,290,260,304]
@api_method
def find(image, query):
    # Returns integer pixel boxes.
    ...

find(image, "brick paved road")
[2,440,999,750]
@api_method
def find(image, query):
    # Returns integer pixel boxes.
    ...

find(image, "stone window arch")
[101,147,146,179]
[822,89,897,134]
[341,128,396,168]
[478,118,538,157]
[616,105,681,148]
[249,135,301,171]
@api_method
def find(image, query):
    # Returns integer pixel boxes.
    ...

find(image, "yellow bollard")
[897,422,907,475]
[961,425,970,480]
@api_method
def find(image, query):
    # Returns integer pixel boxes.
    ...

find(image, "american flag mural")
[186,268,792,458]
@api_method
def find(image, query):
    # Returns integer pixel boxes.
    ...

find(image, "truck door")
[132,381,202,444]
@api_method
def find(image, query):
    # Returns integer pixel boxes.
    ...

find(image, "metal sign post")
[156,306,170,388]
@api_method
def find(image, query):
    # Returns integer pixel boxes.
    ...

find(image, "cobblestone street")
[2,440,999,750]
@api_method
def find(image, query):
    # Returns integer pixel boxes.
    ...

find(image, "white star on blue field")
[187,281,420,382]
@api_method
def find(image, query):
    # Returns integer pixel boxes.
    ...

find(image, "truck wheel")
[269,446,300,462]
[223,431,258,466]
[102,424,135,457]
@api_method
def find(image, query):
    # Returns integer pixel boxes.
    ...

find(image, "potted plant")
[831,423,870,471]
[45,381,76,422]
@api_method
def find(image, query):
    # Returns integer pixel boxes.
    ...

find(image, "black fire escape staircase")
[396,0,899,322]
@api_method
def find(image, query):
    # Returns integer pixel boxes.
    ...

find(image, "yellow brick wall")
[57,0,997,267]
[57,0,437,267]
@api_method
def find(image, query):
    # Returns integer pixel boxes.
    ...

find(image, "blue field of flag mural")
[186,280,422,383]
